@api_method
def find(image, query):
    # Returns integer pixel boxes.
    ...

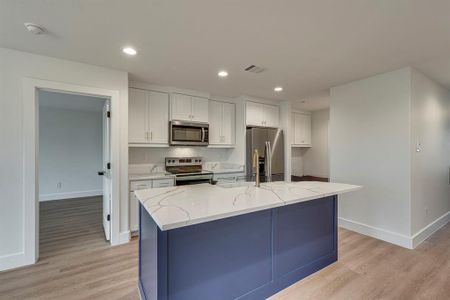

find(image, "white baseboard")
[338,217,413,249]
[412,211,450,248]
[116,231,131,245]
[339,211,450,250]
[39,190,102,201]
[0,252,27,272]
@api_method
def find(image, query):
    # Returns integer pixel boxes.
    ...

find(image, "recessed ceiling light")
[274,86,283,92]
[218,71,228,78]
[122,47,137,56]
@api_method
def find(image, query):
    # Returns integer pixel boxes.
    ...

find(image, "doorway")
[22,78,121,265]
[38,90,110,258]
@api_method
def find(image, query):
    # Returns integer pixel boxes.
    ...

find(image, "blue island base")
[139,196,337,300]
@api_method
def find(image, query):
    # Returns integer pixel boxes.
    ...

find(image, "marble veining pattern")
[135,181,362,231]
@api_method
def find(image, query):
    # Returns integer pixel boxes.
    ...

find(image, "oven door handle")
[201,127,205,142]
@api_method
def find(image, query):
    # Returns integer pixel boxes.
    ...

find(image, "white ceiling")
[2,1,450,111]
[39,90,106,112]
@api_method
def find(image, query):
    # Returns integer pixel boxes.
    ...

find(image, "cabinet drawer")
[213,173,245,182]
[152,178,174,188]
[130,180,153,191]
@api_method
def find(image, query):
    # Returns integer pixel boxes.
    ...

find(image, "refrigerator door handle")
[265,141,272,182]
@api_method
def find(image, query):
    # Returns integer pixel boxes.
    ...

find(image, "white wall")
[410,69,450,235]
[330,67,450,248]
[303,109,330,178]
[0,47,129,270]
[330,68,412,242]
[39,105,103,201]
[291,148,306,177]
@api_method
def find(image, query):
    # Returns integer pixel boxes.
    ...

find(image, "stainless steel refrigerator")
[246,127,284,182]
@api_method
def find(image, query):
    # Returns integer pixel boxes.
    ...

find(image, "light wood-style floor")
[0,197,449,300]
[0,197,139,300]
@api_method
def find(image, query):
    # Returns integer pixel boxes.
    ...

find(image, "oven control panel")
[165,157,203,166]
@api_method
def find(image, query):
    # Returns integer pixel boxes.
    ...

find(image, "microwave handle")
[201,127,205,142]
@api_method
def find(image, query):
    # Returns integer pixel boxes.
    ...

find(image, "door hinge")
[107,214,110,221]
[107,162,111,169]
[107,111,111,118]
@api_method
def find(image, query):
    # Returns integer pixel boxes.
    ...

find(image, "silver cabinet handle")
[150,131,153,140]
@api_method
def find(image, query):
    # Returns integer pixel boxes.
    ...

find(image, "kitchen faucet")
[253,149,260,187]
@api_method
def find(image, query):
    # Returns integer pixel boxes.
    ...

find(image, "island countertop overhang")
[135,181,361,231]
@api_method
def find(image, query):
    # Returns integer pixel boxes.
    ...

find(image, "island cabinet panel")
[139,195,337,300]
[273,197,336,277]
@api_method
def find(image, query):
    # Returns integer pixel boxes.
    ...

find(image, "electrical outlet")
[57,182,62,189]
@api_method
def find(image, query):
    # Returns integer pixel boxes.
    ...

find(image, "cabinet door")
[293,113,303,144]
[152,179,174,188]
[246,101,264,126]
[291,113,296,143]
[129,88,148,143]
[148,91,169,144]
[302,114,312,145]
[293,113,311,145]
[222,102,236,145]
[129,192,139,232]
[191,96,209,122]
[171,93,192,121]
[208,100,223,144]
[264,104,279,128]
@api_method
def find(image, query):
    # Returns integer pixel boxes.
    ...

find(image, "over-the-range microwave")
[169,120,209,146]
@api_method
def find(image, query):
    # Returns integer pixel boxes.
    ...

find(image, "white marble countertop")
[135,181,362,231]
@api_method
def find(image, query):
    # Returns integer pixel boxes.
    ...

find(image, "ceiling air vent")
[244,65,265,73]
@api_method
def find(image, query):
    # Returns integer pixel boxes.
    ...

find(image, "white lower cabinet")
[129,192,140,233]
[129,178,175,235]
[213,172,246,182]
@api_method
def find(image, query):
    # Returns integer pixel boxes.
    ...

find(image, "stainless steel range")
[165,157,213,186]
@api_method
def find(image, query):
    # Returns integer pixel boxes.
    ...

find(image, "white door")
[264,104,279,128]
[222,102,235,144]
[208,100,223,144]
[171,93,192,121]
[191,97,209,122]
[128,88,148,143]
[148,91,169,144]
[102,101,111,241]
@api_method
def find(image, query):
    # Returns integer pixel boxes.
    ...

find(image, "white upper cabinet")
[171,93,209,123]
[148,91,169,144]
[291,112,311,147]
[221,102,235,145]
[208,100,236,146]
[264,104,280,128]
[129,88,148,144]
[129,88,169,146]
[246,101,279,128]
[208,101,223,145]
[171,93,192,121]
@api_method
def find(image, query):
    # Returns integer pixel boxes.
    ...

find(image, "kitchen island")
[135,181,361,300]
